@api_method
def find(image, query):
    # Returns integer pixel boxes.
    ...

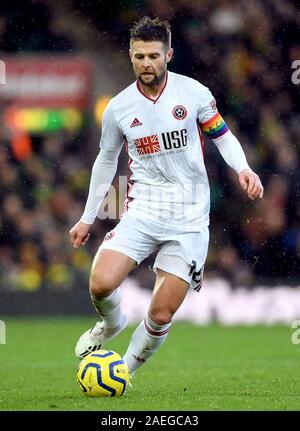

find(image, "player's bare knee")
[148,309,173,326]
[89,271,115,299]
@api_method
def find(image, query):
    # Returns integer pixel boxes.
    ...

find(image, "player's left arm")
[199,100,264,200]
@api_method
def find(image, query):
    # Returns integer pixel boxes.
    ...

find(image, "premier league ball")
[77,349,130,397]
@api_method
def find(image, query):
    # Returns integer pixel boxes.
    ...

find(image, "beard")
[138,68,167,87]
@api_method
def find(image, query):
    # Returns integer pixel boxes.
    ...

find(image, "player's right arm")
[69,102,124,248]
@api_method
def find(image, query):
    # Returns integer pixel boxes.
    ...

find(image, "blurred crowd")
[0,0,300,292]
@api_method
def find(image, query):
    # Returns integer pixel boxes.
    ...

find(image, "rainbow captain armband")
[201,112,229,140]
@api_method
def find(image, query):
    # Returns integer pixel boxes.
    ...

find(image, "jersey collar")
[136,71,168,104]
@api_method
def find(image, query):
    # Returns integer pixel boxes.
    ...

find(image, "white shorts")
[99,212,209,291]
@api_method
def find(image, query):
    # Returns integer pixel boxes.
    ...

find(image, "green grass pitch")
[0,317,299,411]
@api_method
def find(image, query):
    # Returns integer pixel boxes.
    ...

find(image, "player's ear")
[129,49,133,63]
[166,48,174,63]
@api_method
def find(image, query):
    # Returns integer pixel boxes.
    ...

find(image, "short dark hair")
[130,16,171,48]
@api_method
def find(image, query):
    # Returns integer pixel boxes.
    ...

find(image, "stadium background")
[1,0,300,413]
[0,0,299,321]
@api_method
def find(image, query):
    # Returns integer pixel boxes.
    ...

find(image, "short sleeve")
[99,102,124,151]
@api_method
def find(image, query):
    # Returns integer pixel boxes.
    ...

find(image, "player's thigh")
[90,248,137,293]
[148,269,189,324]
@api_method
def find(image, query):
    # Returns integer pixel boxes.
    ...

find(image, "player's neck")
[138,71,168,100]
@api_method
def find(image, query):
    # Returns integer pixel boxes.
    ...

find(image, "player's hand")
[239,169,264,200]
[69,221,91,248]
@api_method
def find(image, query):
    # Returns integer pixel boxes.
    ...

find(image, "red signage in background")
[0,56,92,108]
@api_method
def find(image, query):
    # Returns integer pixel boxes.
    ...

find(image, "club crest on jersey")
[104,231,115,241]
[172,105,187,120]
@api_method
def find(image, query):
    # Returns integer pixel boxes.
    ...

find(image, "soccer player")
[69,17,263,375]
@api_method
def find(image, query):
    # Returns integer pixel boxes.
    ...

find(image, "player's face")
[130,41,173,87]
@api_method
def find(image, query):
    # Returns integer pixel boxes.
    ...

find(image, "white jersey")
[100,71,229,231]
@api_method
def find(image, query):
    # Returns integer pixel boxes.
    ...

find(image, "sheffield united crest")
[172,105,187,120]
